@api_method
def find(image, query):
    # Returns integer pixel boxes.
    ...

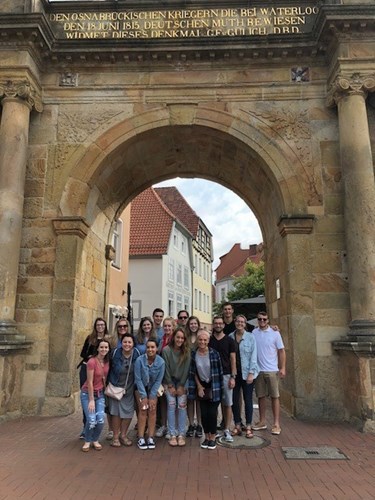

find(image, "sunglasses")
[257,318,267,322]
[118,324,128,328]
[179,316,188,320]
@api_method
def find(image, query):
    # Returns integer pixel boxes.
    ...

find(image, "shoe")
[147,437,156,449]
[245,427,254,439]
[224,430,234,443]
[215,432,221,439]
[177,435,186,447]
[155,425,167,438]
[207,440,217,450]
[195,424,203,438]
[119,435,133,446]
[111,438,121,447]
[186,424,195,437]
[81,442,90,452]
[200,439,209,449]
[165,433,171,440]
[271,425,281,435]
[137,438,148,450]
[169,436,178,447]
[92,441,102,451]
[252,422,267,431]
[106,431,114,441]
[231,426,242,436]
[79,432,85,440]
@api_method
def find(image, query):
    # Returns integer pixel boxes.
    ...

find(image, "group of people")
[78,303,286,452]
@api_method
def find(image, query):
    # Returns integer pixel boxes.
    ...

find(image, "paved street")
[0,408,374,500]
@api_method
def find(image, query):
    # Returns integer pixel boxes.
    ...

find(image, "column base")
[0,320,32,353]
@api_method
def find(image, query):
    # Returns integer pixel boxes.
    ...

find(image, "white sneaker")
[155,425,167,438]
[106,431,114,441]
[224,430,234,443]
[165,432,171,440]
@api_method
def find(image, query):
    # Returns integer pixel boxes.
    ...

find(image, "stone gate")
[0,0,374,430]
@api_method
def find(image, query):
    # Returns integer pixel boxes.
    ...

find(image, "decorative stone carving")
[327,73,375,107]
[59,72,78,87]
[0,80,43,112]
[52,217,90,239]
[278,214,315,237]
[57,107,123,143]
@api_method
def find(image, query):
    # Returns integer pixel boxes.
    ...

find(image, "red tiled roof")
[155,187,200,237]
[215,243,263,280]
[129,188,176,256]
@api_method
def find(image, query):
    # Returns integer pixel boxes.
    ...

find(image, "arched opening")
[46,111,317,419]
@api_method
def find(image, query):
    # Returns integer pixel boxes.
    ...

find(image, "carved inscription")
[49,6,319,40]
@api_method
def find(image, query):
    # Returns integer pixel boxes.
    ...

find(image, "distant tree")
[227,260,265,301]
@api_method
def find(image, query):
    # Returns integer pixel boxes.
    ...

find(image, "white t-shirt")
[253,326,284,372]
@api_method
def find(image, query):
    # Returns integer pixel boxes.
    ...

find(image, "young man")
[222,302,236,336]
[252,311,286,435]
[152,308,164,345]
[209,316,236,442]
[177,310,189,328]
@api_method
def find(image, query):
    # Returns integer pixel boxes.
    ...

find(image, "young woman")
[80,339,110,452]
[110,317,131,349]
[77,317,109,438]
[107,333,140,447]
[162,328,191,447]
[135,317,156,355]
[155,316,177,438]
[134,339,165,450]
[185,316,202,438]
[188,330,224,450]
[229,314,259,438]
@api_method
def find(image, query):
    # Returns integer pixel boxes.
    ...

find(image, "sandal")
[92,442,102,451]
[245,427,254,439]
[231,426,242,437]
[169,436,178,447]
[111,438,121,447]
[81,442,90,452]
[119,435,133,447]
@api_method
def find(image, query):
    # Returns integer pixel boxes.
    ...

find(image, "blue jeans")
[80,390,105,442]
[165,388,187,437]
[232,375,255,426]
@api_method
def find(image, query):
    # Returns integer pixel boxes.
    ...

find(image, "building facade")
[0,0,374,430]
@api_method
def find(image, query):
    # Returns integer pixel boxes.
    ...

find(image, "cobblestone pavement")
[0,408,374,500]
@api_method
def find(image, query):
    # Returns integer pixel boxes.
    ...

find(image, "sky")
[154,178,262,271]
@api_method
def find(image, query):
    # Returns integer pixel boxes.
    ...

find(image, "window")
[198,257,202,276]
[184,266,189,290]
[194,288,198,308]
[111,219,123,269]
[194,254,198,273]
[168,291,175,317]
[199,291,202,311]
[181,237,186,255]
[184,295,190,312]
[177,263,182,286]
[220,287,226,301]
[173,230,178,249]
[169,258,175,282]
[176,294,182,313]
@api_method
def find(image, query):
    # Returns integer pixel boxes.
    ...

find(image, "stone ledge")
[332,340,374,355]
[278,214,315,237]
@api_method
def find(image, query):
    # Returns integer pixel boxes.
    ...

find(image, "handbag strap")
[122,353,133,389]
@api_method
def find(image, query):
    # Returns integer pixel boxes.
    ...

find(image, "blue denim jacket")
[229,331,259,380]
[108,347,140,386]
[134,354,165,399]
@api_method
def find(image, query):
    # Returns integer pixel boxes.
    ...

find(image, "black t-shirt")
[209,334,236,375]
[223,319,236,336]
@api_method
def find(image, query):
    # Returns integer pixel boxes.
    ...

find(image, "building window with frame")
[169,258,175,282]
[177,263,182,286]
[184,266,189,290]
[181,237,186,255]
[111,219,123,270]
[168,291,175,317]
[173,230,178,249]
[184,295,190,312]
[176,294,182,313]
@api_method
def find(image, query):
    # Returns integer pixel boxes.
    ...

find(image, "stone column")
[0,80,42,346]
[328,74,375,340]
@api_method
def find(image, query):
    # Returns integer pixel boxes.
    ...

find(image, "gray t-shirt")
[195,351,211,383]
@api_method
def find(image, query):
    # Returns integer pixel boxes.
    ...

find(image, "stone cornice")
[0,79,43,112]
[52,216,90,239]
[278,214,315,237]
[326,73,375,107]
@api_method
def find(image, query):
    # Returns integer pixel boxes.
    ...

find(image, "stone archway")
[44,104,320,419]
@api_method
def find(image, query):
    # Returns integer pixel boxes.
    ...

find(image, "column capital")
[278,214,315,237]
[52,216,90,239]
[0,79,43,112]
[326,73,375,107]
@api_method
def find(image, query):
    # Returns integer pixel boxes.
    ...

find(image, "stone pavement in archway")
[0,408,374,500]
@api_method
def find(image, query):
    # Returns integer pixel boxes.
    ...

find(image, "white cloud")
[154,178,262,269]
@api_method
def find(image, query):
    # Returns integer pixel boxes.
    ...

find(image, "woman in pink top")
[80,339,110,452]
